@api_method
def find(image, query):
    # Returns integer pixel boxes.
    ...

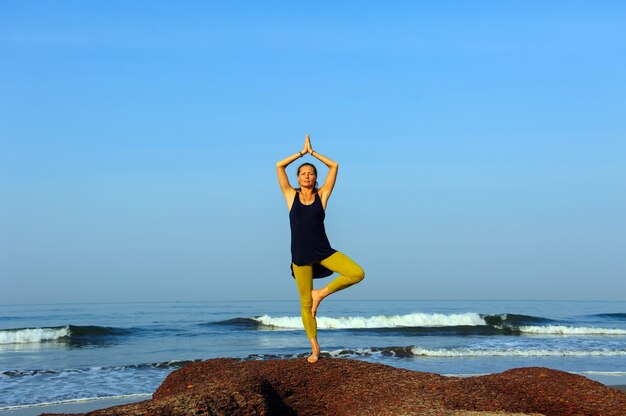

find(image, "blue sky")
[1,1,625,304]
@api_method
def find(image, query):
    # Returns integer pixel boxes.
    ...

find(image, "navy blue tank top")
[289,191,336,279]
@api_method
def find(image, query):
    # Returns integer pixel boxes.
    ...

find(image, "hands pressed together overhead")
[301,134,314,156]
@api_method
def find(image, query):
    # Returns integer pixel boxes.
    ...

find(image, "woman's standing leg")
[292,263,321,363]
[311,252,365,318]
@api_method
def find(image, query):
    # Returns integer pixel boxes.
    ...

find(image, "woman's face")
[297,165,317,189]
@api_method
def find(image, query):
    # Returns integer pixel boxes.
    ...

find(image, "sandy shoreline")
[1,385,624,416]
[0,396,148,416]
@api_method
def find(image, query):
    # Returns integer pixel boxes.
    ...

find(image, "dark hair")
[296,162,319,192]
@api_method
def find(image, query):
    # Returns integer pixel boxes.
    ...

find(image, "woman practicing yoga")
[276,134,365,363]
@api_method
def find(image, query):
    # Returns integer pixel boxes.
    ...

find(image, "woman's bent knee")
[351,267,365,283]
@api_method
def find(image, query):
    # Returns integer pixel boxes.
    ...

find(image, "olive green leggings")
[292,252,365,339]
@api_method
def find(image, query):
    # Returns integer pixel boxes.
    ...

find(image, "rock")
[43,358,626,416]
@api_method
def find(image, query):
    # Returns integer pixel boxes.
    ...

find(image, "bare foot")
[308,338,321,363]
[311,287,330,319]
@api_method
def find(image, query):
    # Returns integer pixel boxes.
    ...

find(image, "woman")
[276,134,365,363]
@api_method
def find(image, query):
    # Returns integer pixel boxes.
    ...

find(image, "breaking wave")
[254,312,486,329]
[0,326,70,344]
[0,325,134,345]
[213,312,626,337]
[482,313,554,326]
[518,325,626,336]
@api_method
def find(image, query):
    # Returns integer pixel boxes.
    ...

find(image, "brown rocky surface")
[44,358,626,416]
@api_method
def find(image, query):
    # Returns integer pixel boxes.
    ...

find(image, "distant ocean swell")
[590,313,626,320]
[218,313,626,336]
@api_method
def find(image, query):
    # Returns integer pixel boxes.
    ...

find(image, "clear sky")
[1,1,625,304]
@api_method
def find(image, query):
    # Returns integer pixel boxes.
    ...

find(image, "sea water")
[1,300,625,410]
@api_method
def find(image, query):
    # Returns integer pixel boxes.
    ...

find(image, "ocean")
[1,299,625,411]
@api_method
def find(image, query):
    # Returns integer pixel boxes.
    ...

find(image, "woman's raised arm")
[276,136,308,204]
[308,136,339,208]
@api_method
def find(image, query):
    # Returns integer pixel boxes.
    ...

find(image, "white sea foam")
[253,312,487,329]
[0,363,170,408]
[323,346,626,358]
[0,326,70,344]
[326,347,377,357]
[575,371,626,377]
[518,325,626,336]
[410,347,626,357]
